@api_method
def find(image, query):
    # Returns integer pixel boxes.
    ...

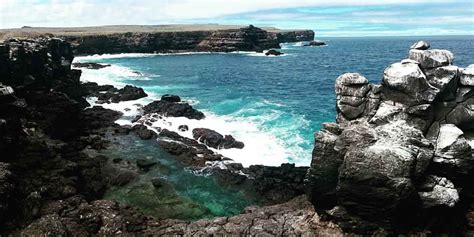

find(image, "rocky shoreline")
[1,25,314,55]
[0,37,315,235]
[1,37,473,236]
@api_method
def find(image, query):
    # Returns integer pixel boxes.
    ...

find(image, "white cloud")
[0,0,463,28]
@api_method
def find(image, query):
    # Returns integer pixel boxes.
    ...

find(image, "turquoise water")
[77,36,474,167]
[102,135,261,220]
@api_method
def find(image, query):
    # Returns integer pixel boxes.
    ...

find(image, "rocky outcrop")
[265,49,284,56]
[197,25,279,52]
[306,41,474,234]
[56,26,314,55]
[268,30,315,43]
[19,195,343,236]
[72,62,111,69]
[143,98,205,120]
[192,128,244,149]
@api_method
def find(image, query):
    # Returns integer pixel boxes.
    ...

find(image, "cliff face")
[196,25,279,52]
[305,41,474,234]
[269,30,315,43]
[59,25,314,55]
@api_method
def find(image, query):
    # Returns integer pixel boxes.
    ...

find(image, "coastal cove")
[75,35,474,167]
[1,32,474,235]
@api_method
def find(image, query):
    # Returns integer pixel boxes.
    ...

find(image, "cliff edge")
[0,24,315,55]
[305,41,474,235]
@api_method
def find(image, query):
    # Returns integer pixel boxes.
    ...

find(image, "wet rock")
[410,41,430,50]
[72,62,111,69]
[192,128,244,149]
[161,94,181,103]
[143,100,205,120]
[265,49,283,56]
[178,125,189,132]
[308,40,326,46]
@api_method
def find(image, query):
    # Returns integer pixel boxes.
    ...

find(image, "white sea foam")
[79,58,310,167]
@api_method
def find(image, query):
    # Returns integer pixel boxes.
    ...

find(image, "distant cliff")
[62,25,314,55]
[0,25,314,55]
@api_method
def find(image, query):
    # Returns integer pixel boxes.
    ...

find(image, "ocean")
[75,35,474,167]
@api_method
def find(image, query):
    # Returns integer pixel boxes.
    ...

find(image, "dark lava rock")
[97,85,148,103]
[178,125,189,132]
[308,41,326,46]
[137,129,156,140]
[72,62,111,69]
[265,49,284,56]
[143,100,205,120]
[161,94,181,103]
[79,106,123,134]
[192,128,244,149]
[136,159,157,171]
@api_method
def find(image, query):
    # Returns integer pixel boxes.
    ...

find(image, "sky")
[0,0,473,36]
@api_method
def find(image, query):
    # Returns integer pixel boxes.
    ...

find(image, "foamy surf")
[77,57,310,167]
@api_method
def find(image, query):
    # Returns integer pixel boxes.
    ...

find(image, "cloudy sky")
[0,0,473,36]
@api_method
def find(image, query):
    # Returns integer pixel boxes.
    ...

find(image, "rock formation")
[46,26,314,55]
[306,41,474,234]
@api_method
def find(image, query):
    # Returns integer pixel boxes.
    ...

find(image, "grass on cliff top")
[0,24,309,41]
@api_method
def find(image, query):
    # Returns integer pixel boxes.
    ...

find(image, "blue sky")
[0,0,473,36]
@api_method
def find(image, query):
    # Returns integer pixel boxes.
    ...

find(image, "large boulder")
[410,41,430,50]
[409,49,454,69]
[143,100,205,120]
[461,65,474,86]
[335,73,378,122]
[382,61,437,105]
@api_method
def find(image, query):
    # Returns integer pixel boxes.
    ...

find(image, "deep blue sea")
[76,35,474,167]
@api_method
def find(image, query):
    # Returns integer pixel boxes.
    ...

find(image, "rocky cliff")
[51,25,313,55]
[306,41,474,235]
[0,38,325,235]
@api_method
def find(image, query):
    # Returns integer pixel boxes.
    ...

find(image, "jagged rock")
[409,49,454,69]
[265,49,283,56]
[306,41,474,234]
[461,65,474,86]
[335,73,373,121]
[178,125,189,132]
[192,128,244,149]
[382,61,437,105]
[97,85,148,103]
[197,25,280,52]
[161,94,181,103]
[418,176,459,208]
[410,41,430,50]
[72,62,111,69]
[143,100,205,120]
